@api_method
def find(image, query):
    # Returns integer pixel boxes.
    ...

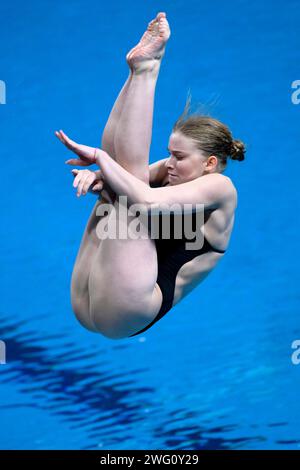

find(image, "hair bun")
[230,139,246,161]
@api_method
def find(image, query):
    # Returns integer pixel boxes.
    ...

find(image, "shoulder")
[215,174,237,196]
[197,172,232,189]
[197,173,237,208]
[161,173,170,187]
[222,175,237,207]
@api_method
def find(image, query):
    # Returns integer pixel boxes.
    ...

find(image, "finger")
[93,181,104,191]
[56,130,77,153]
[57,130,68,145]
[55,131,65,144]
[82,173,96,196]
[95,169,104,180]
[71,169,79,177]
[57,129,67,142]
[77,173,91,196]
[59,129,70,140]
[65,159,89,166]
[73,172,82,189]
[60,130,77,148]
[82,175,96,195]
[90,188,101,194]
[56,131,76,153]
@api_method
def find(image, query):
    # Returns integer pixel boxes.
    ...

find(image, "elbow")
[125,187,154,211]
[141,189,167,215]
[142,187,155,209]
[134,187,159,213]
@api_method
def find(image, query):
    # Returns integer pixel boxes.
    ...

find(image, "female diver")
[55,12,245,339]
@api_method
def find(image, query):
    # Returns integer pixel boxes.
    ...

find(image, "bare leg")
[70,38,161,330]
[113,67,160,181]
[70,72,134,332]
[71,15,167,328]
[70,195,111,332]
[101,71,133,159]
[88,14,171,338]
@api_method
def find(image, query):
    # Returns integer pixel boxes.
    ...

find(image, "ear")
[207,155,218,169]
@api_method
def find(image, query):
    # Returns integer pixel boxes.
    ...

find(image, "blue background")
[0,0,300,449]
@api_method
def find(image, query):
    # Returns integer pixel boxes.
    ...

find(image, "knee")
[88,306,130,339]
[89,294,153,339]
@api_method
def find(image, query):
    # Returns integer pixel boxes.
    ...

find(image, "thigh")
[70,195,115,329]
[88,199,161,336]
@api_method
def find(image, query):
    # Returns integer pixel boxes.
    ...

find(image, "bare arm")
[89,158,168,196]
[84,158,168,197]
[55,131,233,209]
[95,150,233,211]
[149,158,168,187]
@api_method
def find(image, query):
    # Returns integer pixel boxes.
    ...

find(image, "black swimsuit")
[129,184,226,337]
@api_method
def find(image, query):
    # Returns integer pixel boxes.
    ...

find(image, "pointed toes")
[157,12,166,20]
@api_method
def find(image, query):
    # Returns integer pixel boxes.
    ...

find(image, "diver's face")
[165,132,208,185]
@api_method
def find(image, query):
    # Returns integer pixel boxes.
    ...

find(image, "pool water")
[1,0,300,450]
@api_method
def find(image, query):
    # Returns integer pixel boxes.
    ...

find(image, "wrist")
[94,148,100,165]
[94,148,107,167]
[94,169,102,178]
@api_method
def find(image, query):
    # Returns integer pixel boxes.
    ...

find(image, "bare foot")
[126,12,171,72]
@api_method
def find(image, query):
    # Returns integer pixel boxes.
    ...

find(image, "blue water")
[1,0,300,450]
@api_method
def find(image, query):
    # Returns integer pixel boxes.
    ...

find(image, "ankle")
[131,59,161,76]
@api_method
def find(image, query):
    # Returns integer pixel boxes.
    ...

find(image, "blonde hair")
[173,93,246,172]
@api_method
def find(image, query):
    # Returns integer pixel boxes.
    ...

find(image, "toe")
[147,19,156,33]
[158,17,170,38]
[157,12,166,20]
[148,18,156,26]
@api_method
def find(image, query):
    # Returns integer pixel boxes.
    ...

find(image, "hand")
[72,169,104,197]
[55,129,98,166]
